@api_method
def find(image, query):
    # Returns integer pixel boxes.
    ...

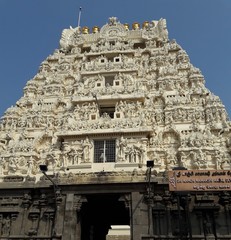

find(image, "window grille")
[94,139,116,163]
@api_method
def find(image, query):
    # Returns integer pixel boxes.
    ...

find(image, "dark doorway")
[81,193,130,240]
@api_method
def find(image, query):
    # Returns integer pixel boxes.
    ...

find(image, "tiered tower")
[0,17,230,181]
[0,17,230,240]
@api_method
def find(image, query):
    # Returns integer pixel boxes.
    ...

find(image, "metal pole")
[77,7,82,28]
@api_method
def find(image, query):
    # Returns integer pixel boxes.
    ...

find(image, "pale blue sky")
[0,0,231,117]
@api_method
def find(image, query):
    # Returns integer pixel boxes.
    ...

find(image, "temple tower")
[0,17,230,240]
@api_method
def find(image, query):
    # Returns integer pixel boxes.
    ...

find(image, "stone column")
[131,192,147,240]
[62,193,78,240]
[53,195,65,238]
[18,208,27,235]
[0,214,3,236]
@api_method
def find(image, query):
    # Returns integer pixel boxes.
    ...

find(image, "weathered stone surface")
[0,16,230,182]
[0,16,231,239]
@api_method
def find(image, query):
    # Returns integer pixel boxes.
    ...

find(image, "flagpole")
[77,7,82,28]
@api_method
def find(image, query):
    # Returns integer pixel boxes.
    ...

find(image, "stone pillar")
[0,214,2,236]
[34,212,42,236]
[74,194,87,240]
[53,195,65,238]
[62,193,78,240]
[131,192,147,240]
[19,207,29,236]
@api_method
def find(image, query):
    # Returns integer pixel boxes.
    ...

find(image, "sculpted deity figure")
[203,215,213,235]
[74,149,83,164]
[165,149,177,170]
[0,157,3,175]
[178,152,189,168]
[128,146,136,163]
[8,157,18,173]
[2,216,11,235]
[138,143,146,166]
[59,153,67,169]
[27,156,34,175]
[191,149,207,169]
[117,136,127,161]
[109,17,118,26]
[215,150,230,170]
[91,42,98,52]
[82,137,93,163]
[68,148,83,165]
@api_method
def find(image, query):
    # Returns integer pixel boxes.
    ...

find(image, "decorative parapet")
[60,17,169,51]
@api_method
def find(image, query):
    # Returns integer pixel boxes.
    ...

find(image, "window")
[100,106,115,118]
[133,42,146,49]
[105,75,115,86]
[81,47,91,53]
[90,114,97,120]
[94,139,116,163]
[114,80,120,86]
[114,57,121,62]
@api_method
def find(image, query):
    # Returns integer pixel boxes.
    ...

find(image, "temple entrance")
[80,193,130,240]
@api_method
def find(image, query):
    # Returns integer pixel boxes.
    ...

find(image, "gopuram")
[0,16,231,240]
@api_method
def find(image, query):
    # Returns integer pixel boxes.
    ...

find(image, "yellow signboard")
[168,170,231,191]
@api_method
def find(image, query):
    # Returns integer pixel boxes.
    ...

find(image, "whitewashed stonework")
[0,17,230,182]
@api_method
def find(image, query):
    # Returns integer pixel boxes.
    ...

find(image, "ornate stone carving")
[0,16,230,179]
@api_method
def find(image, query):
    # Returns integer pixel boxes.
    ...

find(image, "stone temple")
[0,16,231,240]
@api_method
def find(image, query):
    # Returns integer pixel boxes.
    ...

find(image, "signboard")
[168,170,231,192]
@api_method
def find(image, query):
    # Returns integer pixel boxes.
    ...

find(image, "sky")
[0,0,231,117]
